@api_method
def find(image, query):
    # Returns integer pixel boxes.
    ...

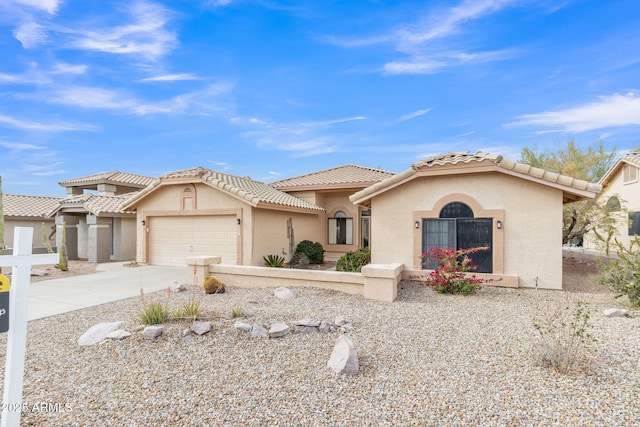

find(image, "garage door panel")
[149,215,238,266]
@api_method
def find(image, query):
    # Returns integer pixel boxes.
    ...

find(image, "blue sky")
[1,0,639,196]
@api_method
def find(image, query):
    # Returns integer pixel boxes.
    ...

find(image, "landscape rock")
[274,287,294,300]
[327,335,359,376]
[319,320,338,333]
[603,308,631,318]
[182,328,191,337]
[190,321,212,335]
[105,329,131,341]
[142,325,164,340]
[234,321,252,332]
[78,321,124,346]
[251,324,268,338]
[334,315,349,326]
[170,281,187,293]
[268,323,290,338]
[301,326,319,334]
[294,318,321,327]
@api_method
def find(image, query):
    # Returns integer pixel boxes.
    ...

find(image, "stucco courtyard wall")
[370,172,563,289]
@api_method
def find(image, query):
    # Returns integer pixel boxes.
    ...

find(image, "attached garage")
[149,215,238,266]
[122,167,325,267]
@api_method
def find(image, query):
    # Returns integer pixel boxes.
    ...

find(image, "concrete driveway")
[27,263,187,321]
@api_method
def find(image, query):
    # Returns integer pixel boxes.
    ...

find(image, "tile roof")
[270,164,396,190]
[2,194,63,219]
[123,167,325,213]
[59,171,155,188]
[49,193,138,217]
[351,151,602,205]
[599,152,640,185]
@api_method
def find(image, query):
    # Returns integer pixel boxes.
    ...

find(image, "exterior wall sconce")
[497,220,502,229]
[237,218,241,225]
[415,221,420,229]
[141,220,145,226]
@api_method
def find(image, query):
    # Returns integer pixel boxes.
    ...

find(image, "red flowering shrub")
[421,246,489,295]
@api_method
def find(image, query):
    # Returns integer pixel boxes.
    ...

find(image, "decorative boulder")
[294,318,321,327]
[327,335,359,376]
[319,320,337,333]
[603,308,631,318]
[234,321,252,332]
[203,276,225,294]
[251,324,268,338]
[170,281,187,293]
[105,329,131,341]
[268,323,290,338]
[78,321,123,346]
[142,325,164,340]
[274,287,294,300]
[190,321,212,335]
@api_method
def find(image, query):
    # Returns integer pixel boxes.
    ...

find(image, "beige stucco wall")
[369,172,563,289]
[3,219,55,250]
[583,169,637,252]
[251,209,322,266]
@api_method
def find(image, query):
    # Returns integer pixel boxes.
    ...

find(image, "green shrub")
[336,247,371,272]
[231,306,243,318]
[174,298,202,321]
[295,240,325,264]
[263,254,285,267]
[595,236,640,306]
[290,252,310,268]
[139,301,170,325]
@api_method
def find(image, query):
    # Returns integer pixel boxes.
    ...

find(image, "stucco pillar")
[55,215,79,260]
[186,256,221,287]
[362,263,404,302]
[87,215,112,263]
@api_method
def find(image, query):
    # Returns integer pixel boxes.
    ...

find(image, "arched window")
[328,210,353,245]
[423,201,492,273]
[606,196,621,212]
[440,202,474,219]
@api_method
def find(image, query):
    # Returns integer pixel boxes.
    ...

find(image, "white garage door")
[149,216,238,266]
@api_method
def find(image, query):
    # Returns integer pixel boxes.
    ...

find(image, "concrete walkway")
[27,263,187,321]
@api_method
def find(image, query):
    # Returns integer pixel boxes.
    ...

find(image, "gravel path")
[0,282,638,426]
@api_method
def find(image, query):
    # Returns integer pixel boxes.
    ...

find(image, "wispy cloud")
[0,141,46,150]
[506,92,640,133]
[0,114,95,132]
[51,62,88,74]
[63,1,177,61]
[11,0,61,15]
[138,73,200,82]
[238,115,365,157]
[327,0,524,74]
[13,21,48,48]
[398,108,431,122]
[205,0,237,7]
[207,160,231,170]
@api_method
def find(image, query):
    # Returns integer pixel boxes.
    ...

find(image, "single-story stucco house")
[49,171,156,263]
[349,152,601,289]
[583,152,640,253]
[1,194,63,253]
[121,165,394,266]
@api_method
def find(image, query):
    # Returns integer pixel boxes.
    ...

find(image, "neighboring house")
[271,164,396,261]
[350,152,601,289]
[1,194,63,253]
[583,153,640,253]
[49,171,156,263]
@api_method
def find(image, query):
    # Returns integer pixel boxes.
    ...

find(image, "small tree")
[421,246,488,295]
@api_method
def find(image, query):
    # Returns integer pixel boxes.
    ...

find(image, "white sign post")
[0,227,58,427]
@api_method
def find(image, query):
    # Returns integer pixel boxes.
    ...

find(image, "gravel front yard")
[0,279,638,426]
